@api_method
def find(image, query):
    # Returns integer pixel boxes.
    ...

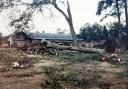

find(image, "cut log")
[95,53,121,62]
[51,44,105,53]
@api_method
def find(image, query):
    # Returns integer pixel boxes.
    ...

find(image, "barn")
[8,32,73,47]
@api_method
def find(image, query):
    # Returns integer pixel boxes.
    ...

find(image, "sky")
[0,0,115,36]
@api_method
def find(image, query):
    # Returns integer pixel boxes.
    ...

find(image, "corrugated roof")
[27,32,73,40]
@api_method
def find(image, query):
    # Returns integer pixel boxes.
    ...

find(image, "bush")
[41,67,63,89]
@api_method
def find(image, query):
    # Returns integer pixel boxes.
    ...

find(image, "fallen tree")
[51,44,105,53]
[51,44,122,62]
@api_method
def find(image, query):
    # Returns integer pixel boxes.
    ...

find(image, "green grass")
[58,51,100,64]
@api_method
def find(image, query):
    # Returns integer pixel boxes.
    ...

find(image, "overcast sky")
[0,0,115,36]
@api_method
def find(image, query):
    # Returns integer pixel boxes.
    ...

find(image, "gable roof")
[27,32,73,40]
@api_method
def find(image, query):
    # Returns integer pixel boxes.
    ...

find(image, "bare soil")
[0,48,128,89]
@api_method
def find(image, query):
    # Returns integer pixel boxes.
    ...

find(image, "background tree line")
[77,22,125,42]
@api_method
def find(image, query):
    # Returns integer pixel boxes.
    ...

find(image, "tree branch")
[52,3,69,22]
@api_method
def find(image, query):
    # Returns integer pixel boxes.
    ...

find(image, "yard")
[0,48,128,89]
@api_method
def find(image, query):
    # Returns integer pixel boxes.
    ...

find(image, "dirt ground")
[0,48,128,89]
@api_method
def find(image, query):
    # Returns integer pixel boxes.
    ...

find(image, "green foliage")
[41,66,63,89]
[58,51,99,64]
[78,22,125,42]
[41,65,103,89]
[77,23,108,41]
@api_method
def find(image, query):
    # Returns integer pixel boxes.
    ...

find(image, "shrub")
[41,67,63,89]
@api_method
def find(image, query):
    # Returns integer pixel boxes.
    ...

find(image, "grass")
[58,51,100,64]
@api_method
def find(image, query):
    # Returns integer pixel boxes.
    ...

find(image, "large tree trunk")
[53,0,78,47]
[52,44,105,53]
[124,0,128,49]
[68,22,78,46]
[67,1,78,46]
[115,0,122,47]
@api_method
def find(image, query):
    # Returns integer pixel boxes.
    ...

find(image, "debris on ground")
[97,53,122,62]
[12,60,31,69]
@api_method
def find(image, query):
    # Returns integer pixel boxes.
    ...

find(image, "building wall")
[0,37,9,48]
[78,41,103,48]
[8,34,31,48]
